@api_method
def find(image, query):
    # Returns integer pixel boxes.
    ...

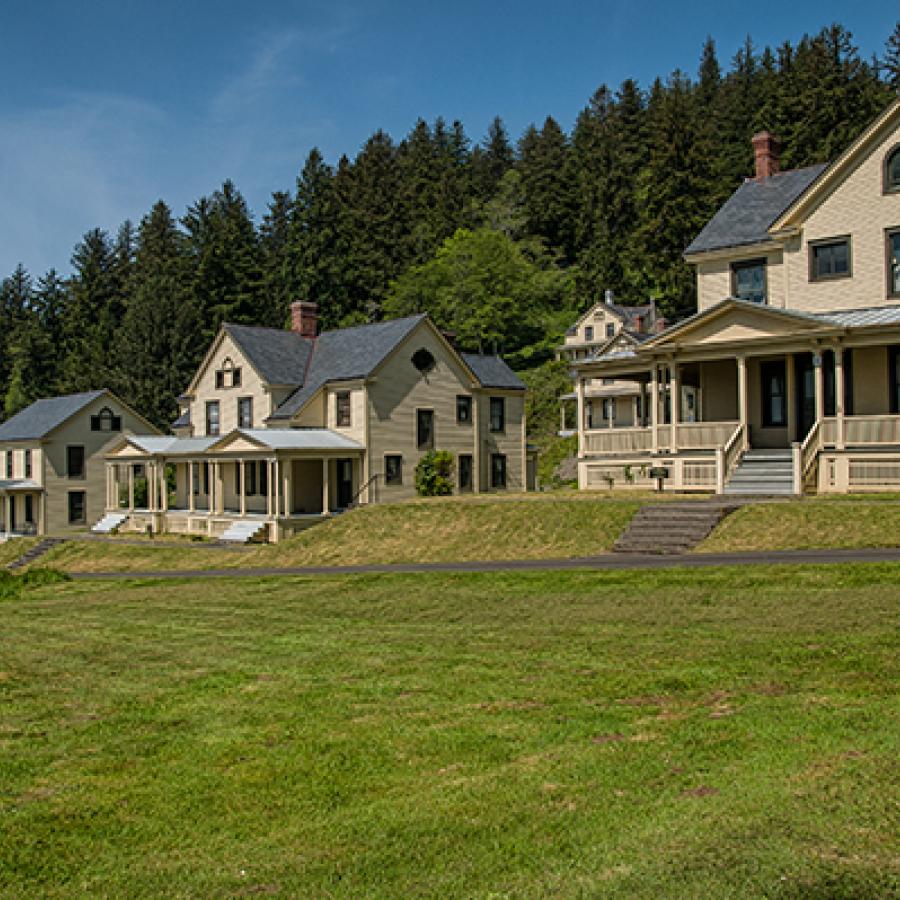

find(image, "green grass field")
[2,565,898,896]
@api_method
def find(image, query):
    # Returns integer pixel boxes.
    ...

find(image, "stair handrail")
[799,419,823,476]
[347,473,380,510]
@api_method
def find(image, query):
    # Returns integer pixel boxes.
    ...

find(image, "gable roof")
[0,390,106,441]
[223,323,313,386]
[269,315,428,420]
[459,353,526,390]
[685,164,827,257]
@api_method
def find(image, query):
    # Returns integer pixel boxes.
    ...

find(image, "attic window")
[885,146,900,194]
[91,407,122,432]
[411,348,436,374]
[216,358,242,389]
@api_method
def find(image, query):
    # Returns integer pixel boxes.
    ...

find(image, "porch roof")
[0,479,42,492]
[220,428,364,452]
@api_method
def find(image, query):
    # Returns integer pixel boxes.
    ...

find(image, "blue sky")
[0,1,894,277]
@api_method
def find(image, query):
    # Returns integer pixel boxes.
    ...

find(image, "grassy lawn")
[0,539,38,568]
[39,497,640,573]
[1,565,898,896]
[700,498,900,553]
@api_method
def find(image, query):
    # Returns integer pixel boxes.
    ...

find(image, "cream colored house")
[557,293,668,435]
[102,305,528,542]
[0,390,159,537]
[573,98,900,495]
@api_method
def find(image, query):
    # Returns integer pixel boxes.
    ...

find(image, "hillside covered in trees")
[1,24,898,432]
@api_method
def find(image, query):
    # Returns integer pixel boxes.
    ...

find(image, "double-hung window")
[731,259,767,303]
[237,397,253,429]
[810,237,851,281]
[456,395,472,424]
[384,455,403,485]
[24,450,31,479]
[489,397,505,433]
[66,446,85,479]
[887,228,900,297]
[206,401,220,436]
[5,451,12,478]
[336,392,352,427]
[416,410,434,450]
[491,454,507,489]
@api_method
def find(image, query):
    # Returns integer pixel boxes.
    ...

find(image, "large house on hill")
[572,97,900,495]
[100,304,529,542]
[0,390,159,537]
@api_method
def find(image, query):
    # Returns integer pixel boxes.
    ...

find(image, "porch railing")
[715,423,744,494]
[676,421,741,450]
[844,415,900,446]
[583,427,653,455]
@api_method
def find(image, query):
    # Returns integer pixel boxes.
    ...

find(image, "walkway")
[68,546,900,580]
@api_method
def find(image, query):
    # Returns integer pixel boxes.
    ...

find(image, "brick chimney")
[752,131,780,181]
[290,301,318,338]
[654,316,668,334]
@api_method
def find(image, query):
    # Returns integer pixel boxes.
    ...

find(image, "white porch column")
[188,462,195,513]
[834,346,845,450]
[105,464,112,509]
[273,460,281,517]
[214,462,224,514]
[160,463,168,512]
[737,356,749,450]
[322,458,330,515]
[670,362,680,451]
[128,465,135,512]
[814,351,826,424]
[650,365,659,453]
[576,377,586,457]
[560,404,566,433]
[283,461,291,518]
[148,464,156,512]
[266,460,273,517]
[239,461,247,517]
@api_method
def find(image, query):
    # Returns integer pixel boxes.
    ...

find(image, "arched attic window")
[885,145,900,194]
[215,356,242,389]
[90,406,122,432]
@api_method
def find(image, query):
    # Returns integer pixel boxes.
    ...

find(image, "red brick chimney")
[290,301,318,338]
[752,131,780,181]
[655,316,668,334]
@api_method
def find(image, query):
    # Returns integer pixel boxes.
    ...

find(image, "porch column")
[214,462,224,514]
[737,356,749,450]
[273,460,281,518]
[283,461,291,517]
[472,392,481,493]
[188,462,195,513]
[786,354,797,444]
[148,463,156,512]
[105,464,112,509]
[322,458,330,515]
[670,363,680,451]
[576,377,586,457]
[814,351,825,424]
[240,461,247,517]
[128,465,135,512]
[834,346,845,450]
[266,460,273,517]
[160,463,168,512]
[650,365,659,453]
[37,492,45,536]
[560,403,566,433]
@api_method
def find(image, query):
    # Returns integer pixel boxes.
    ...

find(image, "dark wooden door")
[795,353,815,439]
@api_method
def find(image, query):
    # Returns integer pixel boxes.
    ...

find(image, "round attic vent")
[411,347,436,374]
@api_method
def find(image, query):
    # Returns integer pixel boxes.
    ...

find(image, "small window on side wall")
[885,147,900,194]
[384,455,402,485]
[237,397,253,429]
[416,409,434,449]
[731,259,767,304]
[66,445,85,479]
[887,228,900,298]
[456,395,472,424]
[810,238,851,282]
[336,391,351,427]
[489,397,505,432]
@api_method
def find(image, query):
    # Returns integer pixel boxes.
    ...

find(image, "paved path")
[67,546,900,580]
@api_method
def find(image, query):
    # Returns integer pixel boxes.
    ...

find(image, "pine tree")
[260,190,294,328]
[472,116,514,201]
[885,22,900,89]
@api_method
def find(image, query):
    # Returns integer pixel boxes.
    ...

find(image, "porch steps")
[219,520,268,544]
[724,449,795,496]
[91,512,129,534]
[6,537,68,570]
[614,503,738,555]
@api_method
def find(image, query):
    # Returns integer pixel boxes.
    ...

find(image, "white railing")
[676,421,741,450]
[844,415,900,446]
[583,427,653,454]
[715,423,744,494]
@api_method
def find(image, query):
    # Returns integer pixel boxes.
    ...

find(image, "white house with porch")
[573,98,900,495]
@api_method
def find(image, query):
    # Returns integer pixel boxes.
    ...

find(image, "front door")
[336,458,354,508]
[795,353,816,440]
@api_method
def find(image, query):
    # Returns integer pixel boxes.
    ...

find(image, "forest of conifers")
[1,24,898,432]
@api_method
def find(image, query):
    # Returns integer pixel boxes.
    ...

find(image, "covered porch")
[103,430,366,542]
[0,480,44,538]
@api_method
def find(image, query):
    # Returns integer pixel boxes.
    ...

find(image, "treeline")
[1,23,898,429]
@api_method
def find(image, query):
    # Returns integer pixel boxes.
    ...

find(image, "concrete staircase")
[724,449,795,496]
[614,503,738,555]
[91,512,129,534]
[219,519,269,544]
[6,537,68,570]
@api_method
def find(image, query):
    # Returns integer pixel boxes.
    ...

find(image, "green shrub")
[0,567,70,601]
[414,450,455,496]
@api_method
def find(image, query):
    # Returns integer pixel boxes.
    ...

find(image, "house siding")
[696,249,785,312]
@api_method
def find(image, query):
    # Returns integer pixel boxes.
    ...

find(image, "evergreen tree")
[885,22,900,89]
[472,116,514,201]
[260,190,295,328]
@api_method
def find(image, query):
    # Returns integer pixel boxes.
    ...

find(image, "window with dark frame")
[888,228,900,297]
[68,491,86,524]
[456,395,472,424]
[206,401,220,436]
[891,346,900,415]
[760,360,787,427]
[24,450,31,479]
[238,397,253,429]
[416,409,434,449]
[584,326,593,342]
[5,451,12,478]
[336,391,352,427]
[490,454,507,489]
[885,147,900,193]
[731,258,767,303]
[384,455,403,485]
[605,323,615,338]
[458,454,473,492]
[232,367,241,388]
[489,397,505,432]
[810,238,851,281]
[24,495,33,524]
[66,445,85,479]
[215,370,225,389]
[90,407,122,432]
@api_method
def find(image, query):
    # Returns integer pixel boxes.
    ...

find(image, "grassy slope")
[39,496,640,573]
[699,498,900,553]
[1,566,898,897]
[0,539,38,568]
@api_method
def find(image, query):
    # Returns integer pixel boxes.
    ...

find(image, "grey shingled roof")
[815,305,900,328]
[685,164,828,256]
[172,409,191,428]
[459,354,526,390]
[269,315,427,420]
[224,323,314,386]
[0,390,106,441]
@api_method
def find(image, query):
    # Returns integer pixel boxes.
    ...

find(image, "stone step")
[6,537,67,570]
[613,503,737,555]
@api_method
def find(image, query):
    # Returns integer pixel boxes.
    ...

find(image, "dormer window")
[885,146,900,194]
[731,259,767,304]
[215,358,242,389]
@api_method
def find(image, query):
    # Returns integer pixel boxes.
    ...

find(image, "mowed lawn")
[2,566,898,897]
